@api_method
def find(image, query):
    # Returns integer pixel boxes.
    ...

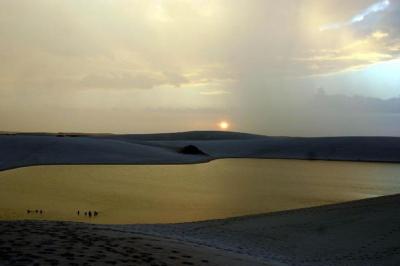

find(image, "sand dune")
[0,221,268,266]
[1,194,399,265]
[2,131,400,171]
[125,194,400,265]
[0,134,209,171]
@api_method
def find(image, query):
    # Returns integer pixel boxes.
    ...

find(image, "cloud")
[320,0,391,31]
[199,90,229,96]
[1,0,400,135]
[80,72,188,90]
[371,30,389,39]
[314,91,400,113]
[295,28,400,75]
[1,0,398,90]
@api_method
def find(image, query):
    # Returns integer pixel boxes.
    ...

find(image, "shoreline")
[3,156,400,173]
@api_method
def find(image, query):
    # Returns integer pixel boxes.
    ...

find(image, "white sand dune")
[1,194,399,265]
[0,134,210,171]
[123,193,400,265]
[2,131,400,171]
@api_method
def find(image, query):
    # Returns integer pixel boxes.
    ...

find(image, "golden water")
[1,159,400,224]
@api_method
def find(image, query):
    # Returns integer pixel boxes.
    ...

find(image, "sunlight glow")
[218,121,229,130]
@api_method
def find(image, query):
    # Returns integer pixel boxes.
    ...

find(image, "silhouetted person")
[94,211,98,217]
[77,210,80,216]
[35,210,38,214]
[84,212,87,216]
[39,210,43,214]
[88,211,92,217]
[27,210,30,214]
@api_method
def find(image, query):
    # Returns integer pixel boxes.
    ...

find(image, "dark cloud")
[314,91,400,113]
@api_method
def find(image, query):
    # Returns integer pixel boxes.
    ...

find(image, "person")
[88,211,92,217]
[94,211,98,217]
[84,212,87,216]
[77,210,80,216]
[27,210,30,214]
[39,210,43,214]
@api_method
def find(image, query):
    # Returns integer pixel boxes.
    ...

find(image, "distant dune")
[2,131,400,170]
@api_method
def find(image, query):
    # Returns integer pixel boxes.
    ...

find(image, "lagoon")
[1,159,400,224]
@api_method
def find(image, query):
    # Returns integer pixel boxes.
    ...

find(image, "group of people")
[25,209,99,218]
[77,210,99,217]
[26,209,44,214]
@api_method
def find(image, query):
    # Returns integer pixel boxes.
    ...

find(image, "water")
[1,159,400,224]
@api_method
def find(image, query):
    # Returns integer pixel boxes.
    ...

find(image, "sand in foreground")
[0,221,267,266]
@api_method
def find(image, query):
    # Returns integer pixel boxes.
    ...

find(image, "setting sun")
[218,121,230,130]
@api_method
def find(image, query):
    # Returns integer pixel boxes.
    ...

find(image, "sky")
[1,0,400,136]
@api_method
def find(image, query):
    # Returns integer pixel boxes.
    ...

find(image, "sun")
[218,121,230,130]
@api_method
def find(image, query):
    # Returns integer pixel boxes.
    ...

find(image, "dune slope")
[126,194,400,265]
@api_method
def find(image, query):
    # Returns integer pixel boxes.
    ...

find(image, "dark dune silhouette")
[179,145,208,155]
